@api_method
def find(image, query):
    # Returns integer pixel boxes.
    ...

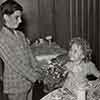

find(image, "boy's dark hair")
[0,0,23,16]
[69,37,92,62]
[0,0,23,29]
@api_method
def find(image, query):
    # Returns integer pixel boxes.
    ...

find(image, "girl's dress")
[41,61,100,100]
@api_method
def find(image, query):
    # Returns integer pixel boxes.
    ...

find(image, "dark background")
[0,0,100,100]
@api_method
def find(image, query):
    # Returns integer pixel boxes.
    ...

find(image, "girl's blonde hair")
[69,37,92,62]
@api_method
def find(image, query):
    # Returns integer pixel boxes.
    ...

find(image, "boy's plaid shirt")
[0,27,41,93]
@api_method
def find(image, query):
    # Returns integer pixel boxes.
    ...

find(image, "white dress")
[41,88,76,100]
[41,61,100,100]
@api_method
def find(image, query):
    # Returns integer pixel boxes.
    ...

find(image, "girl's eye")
[15,16,18,19]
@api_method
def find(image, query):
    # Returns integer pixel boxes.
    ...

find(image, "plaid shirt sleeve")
[19,31,43,77]
[0,36,41,83]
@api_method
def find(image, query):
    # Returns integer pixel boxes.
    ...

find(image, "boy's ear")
[3,14,9,21]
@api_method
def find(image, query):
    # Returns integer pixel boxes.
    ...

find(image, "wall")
[17,0,55,41]
[17,0,39,41]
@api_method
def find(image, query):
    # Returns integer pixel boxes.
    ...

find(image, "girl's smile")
[69,43,84,62]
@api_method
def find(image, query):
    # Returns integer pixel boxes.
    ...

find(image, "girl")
[62,37,100,100]
[41,37,100,100]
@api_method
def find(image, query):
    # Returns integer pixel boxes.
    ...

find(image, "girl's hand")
[77,81,90,91]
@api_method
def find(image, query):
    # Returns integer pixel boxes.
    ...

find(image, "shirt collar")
[1,26,17,40]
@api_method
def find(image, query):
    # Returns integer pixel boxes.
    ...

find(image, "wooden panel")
[38,0,54,37]
[54,0,70,48]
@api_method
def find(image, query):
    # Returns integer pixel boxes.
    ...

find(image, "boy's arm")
[0,42,41,83]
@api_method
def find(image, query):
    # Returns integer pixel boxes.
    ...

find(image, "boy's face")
[4,10,22,29]
[69,43,84,62]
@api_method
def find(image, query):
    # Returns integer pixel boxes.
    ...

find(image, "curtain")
[51,0,100,68]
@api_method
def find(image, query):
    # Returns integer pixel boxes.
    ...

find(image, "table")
[31,42,67,100]
[31,42,67,62]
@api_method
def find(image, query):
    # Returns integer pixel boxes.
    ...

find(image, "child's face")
[4,10,22,29]
[68,43,84,62]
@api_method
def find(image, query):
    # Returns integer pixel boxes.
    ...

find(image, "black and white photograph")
[0,0,100,100]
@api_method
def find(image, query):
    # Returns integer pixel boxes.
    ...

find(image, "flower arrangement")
[43,53,69,93]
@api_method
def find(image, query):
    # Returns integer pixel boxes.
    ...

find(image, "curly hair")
[69,37,92,62]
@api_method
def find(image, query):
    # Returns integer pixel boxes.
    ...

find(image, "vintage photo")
[0,0,100,100]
